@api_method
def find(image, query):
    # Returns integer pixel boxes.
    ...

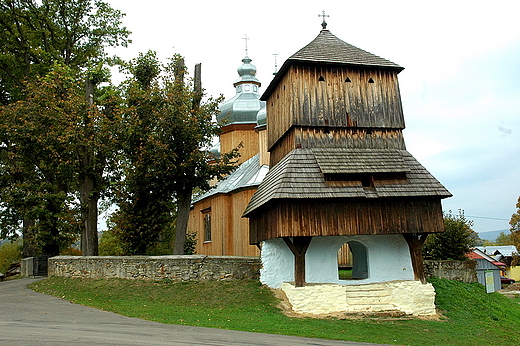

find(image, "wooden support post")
[403,233,428,284]
[283,236,312,287]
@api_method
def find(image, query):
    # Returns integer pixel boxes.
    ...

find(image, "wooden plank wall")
[249,198,444,244]
[231,189,260,256]
[257,127,270,166]
[338,243,352,268]
[220,124,259,165]
[190,191,260,257]
[267,64,405,151]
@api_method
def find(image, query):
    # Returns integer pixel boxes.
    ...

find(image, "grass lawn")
[30,277,520,346]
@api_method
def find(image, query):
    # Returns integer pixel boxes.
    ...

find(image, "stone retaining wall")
[424,259,477,283]
[48,255,261,281]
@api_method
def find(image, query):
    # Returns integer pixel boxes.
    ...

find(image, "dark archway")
[338,240,369,280]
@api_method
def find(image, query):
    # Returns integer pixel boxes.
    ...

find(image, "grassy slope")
[29,277,520,346]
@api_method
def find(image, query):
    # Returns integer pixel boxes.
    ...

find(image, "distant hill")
[477,229,509,241]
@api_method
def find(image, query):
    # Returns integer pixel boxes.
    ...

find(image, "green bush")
[184,231,197,255]
[0,238,22,273]
[423,210,477,260]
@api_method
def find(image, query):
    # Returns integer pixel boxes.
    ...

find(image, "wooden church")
[188,54,268,257]
[190,18,451,314]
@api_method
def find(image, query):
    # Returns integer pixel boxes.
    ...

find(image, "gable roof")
[468,249,507,267]
[262,29,403,101]
[243,148,451,216]
[290,30,402,69]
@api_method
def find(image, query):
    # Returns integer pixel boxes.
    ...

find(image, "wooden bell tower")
[244,21,451,287]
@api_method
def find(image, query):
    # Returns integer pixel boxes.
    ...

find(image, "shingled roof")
[242,148,451,216]
[262,29,403,101]
[290,29,402,69]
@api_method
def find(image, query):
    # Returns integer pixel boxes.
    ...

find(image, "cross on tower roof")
[272,51,279,75]
[318,10,329,30]
[243,34,250,56]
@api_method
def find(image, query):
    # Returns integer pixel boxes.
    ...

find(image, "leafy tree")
[494,231,513,245]
[110,52,238,255]
[510,197,520,266]
[0,0,130,104]
[0,66,84,255]
[98,229,125,256]
[0,0,129,255]
[423,210,477,260]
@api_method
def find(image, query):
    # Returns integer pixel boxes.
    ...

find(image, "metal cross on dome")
[318,10,329,29]
[242,34,250,56]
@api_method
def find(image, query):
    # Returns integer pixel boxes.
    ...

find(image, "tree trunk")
[173,184,193,255]
[79,78,98,256]
[172,63,202,255]
[79,171,99,256]
[403,233,428,284]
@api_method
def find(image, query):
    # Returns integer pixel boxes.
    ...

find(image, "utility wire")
[466,215,509,221]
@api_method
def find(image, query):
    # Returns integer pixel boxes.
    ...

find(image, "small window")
[201,209,211,242]
[368,78,374,83]
[345,77,352,82]
[253,85,258,92]
[318,76,325,81]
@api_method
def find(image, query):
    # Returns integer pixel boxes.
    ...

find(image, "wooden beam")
[283,236,312,287]
[403,233,428,284]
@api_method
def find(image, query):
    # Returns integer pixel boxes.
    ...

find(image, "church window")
[201,208,211,242]
[318,76,325,81]
[368,78,374,83]
[237,85,242,92]
[244,85,250,92]
[345,77,352,82]
[253,85,258,92]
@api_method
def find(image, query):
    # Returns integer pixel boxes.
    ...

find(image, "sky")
[105,0,520,235]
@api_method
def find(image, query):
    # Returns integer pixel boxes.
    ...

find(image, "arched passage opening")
[337,241,369,280]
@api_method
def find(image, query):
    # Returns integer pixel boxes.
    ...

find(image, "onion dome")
[217,56,265,125]
[255,106,267,128]
[234,56,261,86]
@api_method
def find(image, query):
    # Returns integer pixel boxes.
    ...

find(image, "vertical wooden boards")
[190,191,260,257]
[220,124,259,165]
[249,198,444,245]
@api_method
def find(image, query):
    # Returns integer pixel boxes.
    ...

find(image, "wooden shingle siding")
[249,198,444,244]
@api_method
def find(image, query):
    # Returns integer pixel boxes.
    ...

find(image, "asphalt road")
[0,278,393,346]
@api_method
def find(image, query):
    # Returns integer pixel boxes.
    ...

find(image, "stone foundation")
[281,280,437,316]
[48,255,261,281]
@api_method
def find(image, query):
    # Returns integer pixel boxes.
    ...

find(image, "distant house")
[468,248,505,292]
[477,245,519,281]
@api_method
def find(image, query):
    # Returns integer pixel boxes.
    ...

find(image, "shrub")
[0,238,22,273]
